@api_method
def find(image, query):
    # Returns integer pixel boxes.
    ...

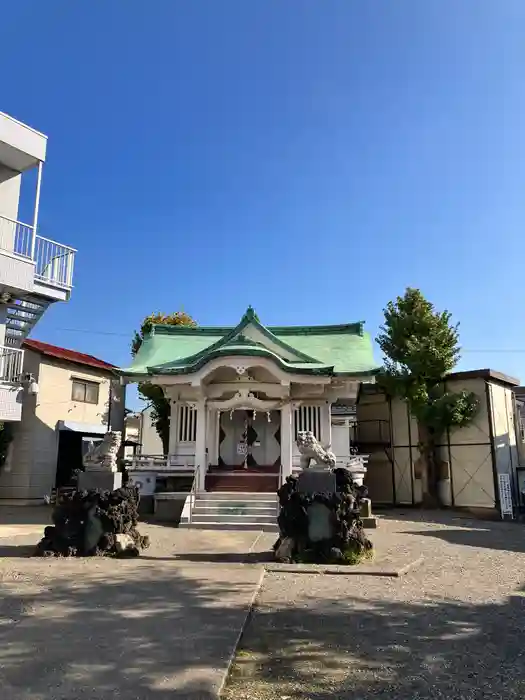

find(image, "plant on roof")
[132,311,197,452]
[376,288,478,505]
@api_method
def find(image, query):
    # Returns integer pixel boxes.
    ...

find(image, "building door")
[249,410,281,466]
[56,431,83,488]
[219,410,247,467]
[218,410,281,468]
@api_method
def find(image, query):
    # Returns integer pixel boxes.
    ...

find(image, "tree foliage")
[377,288,478,499]
[132,311,197,453]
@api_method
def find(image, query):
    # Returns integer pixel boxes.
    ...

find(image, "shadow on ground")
[0,506,51,526]
[168,551,273,564]
[0,544,35,557]
[0,563,260,699]
[407,526,525,554]
[379,509,525,554]
[224,584,525,699]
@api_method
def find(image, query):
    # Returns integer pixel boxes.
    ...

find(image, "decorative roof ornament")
[243,305,260,323]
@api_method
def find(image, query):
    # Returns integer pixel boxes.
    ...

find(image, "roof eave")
[148,346,334,377]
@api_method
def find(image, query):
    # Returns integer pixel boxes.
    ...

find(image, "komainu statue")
[296,430,336,470]
[83,431,122,473]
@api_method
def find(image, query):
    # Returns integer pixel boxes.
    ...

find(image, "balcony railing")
[129,455,195,473]
[0,346,24,383]
[0,214,75,289]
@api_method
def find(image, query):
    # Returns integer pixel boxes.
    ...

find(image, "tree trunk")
[417,421,440,507]
[160,424,169,456]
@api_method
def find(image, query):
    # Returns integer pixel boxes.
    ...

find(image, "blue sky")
[3,1,525,406]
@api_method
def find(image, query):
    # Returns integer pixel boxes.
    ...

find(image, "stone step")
[197,492,277,502]
[190,513,277,524]
[193,505,277,516]
[180,521,278,531]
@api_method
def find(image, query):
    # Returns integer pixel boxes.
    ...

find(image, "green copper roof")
[121,306,379,378]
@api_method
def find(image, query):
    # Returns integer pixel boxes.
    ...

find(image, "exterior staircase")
[180,491,279,531]
[5,294,49,346]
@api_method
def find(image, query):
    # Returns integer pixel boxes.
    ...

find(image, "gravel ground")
[222,512,525,699]
[2,511,525,698]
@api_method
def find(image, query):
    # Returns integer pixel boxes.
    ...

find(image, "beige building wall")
[140,405,163,455]
[0,350,117,503]
[0,167,21,221]
[357,370,519,514]
[437,376,495,509]
[356,388,393,504]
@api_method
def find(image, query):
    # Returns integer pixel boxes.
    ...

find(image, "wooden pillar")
[321,402,332,447]
[168,400,179,457]
[195,399,207,491]
[206,407,219,466]
[208,409,220,465]
[280,402,293,483]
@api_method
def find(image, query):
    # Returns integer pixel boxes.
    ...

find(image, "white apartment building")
[0,110,76,422]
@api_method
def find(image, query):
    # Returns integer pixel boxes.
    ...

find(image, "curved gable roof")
[120,306,379,378]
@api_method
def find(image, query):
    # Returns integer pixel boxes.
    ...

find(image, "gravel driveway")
[223,512,525,699]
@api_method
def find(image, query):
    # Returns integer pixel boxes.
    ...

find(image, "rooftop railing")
[0,214,75,289]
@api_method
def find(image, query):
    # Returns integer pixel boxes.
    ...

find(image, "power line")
[41,327,525,354]
[47,327,131,337]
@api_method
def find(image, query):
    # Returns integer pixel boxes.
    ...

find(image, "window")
[294,405,321,441]
[71,379,99,404]
[178,405,197,442]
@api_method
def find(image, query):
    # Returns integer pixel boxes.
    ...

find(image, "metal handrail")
[130,454,195,472]
[189,466,199,525]
[0,214,33,228]
[0,214,76,289]
[36,234,78,252]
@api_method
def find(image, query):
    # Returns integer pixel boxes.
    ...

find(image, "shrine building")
[120,307,379,496]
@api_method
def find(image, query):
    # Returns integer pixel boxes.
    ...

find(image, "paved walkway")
[0,506,50,539]
[0,521,266,700]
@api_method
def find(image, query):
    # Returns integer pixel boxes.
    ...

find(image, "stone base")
[360,499,376,528]
[77,471,122,492]
[361,516,378,529]
[154,493,186,523]
[360,498,372,518]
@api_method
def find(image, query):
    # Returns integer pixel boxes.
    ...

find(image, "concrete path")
[0,522,266,699]
[0,505,50,540]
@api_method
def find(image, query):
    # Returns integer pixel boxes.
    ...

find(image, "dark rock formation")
[274,467,373,564]
[34,484,150,557]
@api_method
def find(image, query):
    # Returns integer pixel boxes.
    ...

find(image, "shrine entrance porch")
[205,464,280,493]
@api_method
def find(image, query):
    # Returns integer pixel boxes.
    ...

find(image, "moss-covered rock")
[34,484,150,557]
[274,467,373,564]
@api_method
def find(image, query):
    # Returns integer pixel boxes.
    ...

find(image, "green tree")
[132,311,197,453]
[376,288,478,503]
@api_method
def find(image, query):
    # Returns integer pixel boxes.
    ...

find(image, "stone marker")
[297,468,336,495]
[307,502,334,542]
[78,471,122,492]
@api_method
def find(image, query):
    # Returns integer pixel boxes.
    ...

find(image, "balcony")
[0,346,24,421]
[0,214,75,297]
[0,111,47,171]
[0,345,24,383]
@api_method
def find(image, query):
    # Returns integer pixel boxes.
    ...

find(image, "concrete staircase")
[180,492,279,531]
